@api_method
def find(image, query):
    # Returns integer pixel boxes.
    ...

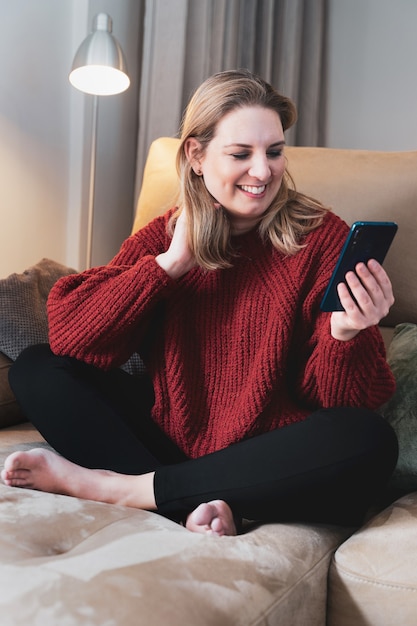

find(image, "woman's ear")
[184,138,203,175]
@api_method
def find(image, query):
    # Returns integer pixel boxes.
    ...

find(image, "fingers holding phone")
[331,259,395,341]
[339,259,394,314]
[320,221,397,313]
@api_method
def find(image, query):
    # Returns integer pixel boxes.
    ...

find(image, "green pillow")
[380,323,417,491]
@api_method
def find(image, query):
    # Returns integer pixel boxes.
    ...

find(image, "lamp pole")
[69,13,130,269]
[86,95,98,269]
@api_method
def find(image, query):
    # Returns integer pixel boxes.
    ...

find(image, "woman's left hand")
[330,259,395,341]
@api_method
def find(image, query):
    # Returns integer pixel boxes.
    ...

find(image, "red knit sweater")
[47,210,395,458]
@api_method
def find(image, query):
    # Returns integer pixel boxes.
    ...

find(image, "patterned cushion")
[0,259,76,361]
[0,353,25,428]
[380,323,417,491]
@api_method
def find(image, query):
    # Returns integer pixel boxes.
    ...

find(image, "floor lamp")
[69,13,130,268]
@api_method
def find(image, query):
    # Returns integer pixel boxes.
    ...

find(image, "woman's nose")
[248,156,271,179]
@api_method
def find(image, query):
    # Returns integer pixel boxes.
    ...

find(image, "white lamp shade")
[69,13,130,96]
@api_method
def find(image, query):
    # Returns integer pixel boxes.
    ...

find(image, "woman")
[2,70,398,536]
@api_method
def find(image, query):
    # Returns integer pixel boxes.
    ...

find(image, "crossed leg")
[5,347,236,535]
[1,448,237,536]
[4,346,398,536]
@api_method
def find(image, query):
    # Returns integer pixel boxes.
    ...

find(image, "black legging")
[9,344,398,526]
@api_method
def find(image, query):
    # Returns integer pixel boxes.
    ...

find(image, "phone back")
[320,221,398,312]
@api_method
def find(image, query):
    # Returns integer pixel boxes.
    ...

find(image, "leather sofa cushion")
[327,491,417,626]
[0,424,350,626]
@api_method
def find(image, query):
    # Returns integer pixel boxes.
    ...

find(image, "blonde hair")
[171,69,328,270]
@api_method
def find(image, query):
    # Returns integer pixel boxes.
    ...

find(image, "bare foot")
[2,450,237,536]
[1,448,156,510]
[1,448,115,497]
[185,500,237,536]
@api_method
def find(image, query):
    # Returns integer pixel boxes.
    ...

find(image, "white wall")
[326,0,417,150]
[0,1,73,276]
[0,0,141,277]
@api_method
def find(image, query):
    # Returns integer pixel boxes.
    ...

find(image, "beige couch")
[0,138,416,625]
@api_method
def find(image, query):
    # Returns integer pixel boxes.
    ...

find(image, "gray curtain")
[135,0,328,196]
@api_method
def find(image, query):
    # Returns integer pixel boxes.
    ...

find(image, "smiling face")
[187,106,286,234]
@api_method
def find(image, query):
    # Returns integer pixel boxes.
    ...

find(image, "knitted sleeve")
[293,214,396,410]
[47,214,176,369]
[298,316,395,410]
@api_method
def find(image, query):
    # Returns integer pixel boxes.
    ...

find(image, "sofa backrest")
[134,137,417,328]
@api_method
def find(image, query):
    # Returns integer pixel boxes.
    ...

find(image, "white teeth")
[240,185,266,195]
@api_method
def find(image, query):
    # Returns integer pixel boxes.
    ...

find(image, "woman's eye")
[231,149,283,160]
[267,150,283,159]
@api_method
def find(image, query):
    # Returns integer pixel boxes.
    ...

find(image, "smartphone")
[320,221,398,312]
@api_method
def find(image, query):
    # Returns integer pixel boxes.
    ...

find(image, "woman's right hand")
[330,259,394,341]
[156,210,197,279]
